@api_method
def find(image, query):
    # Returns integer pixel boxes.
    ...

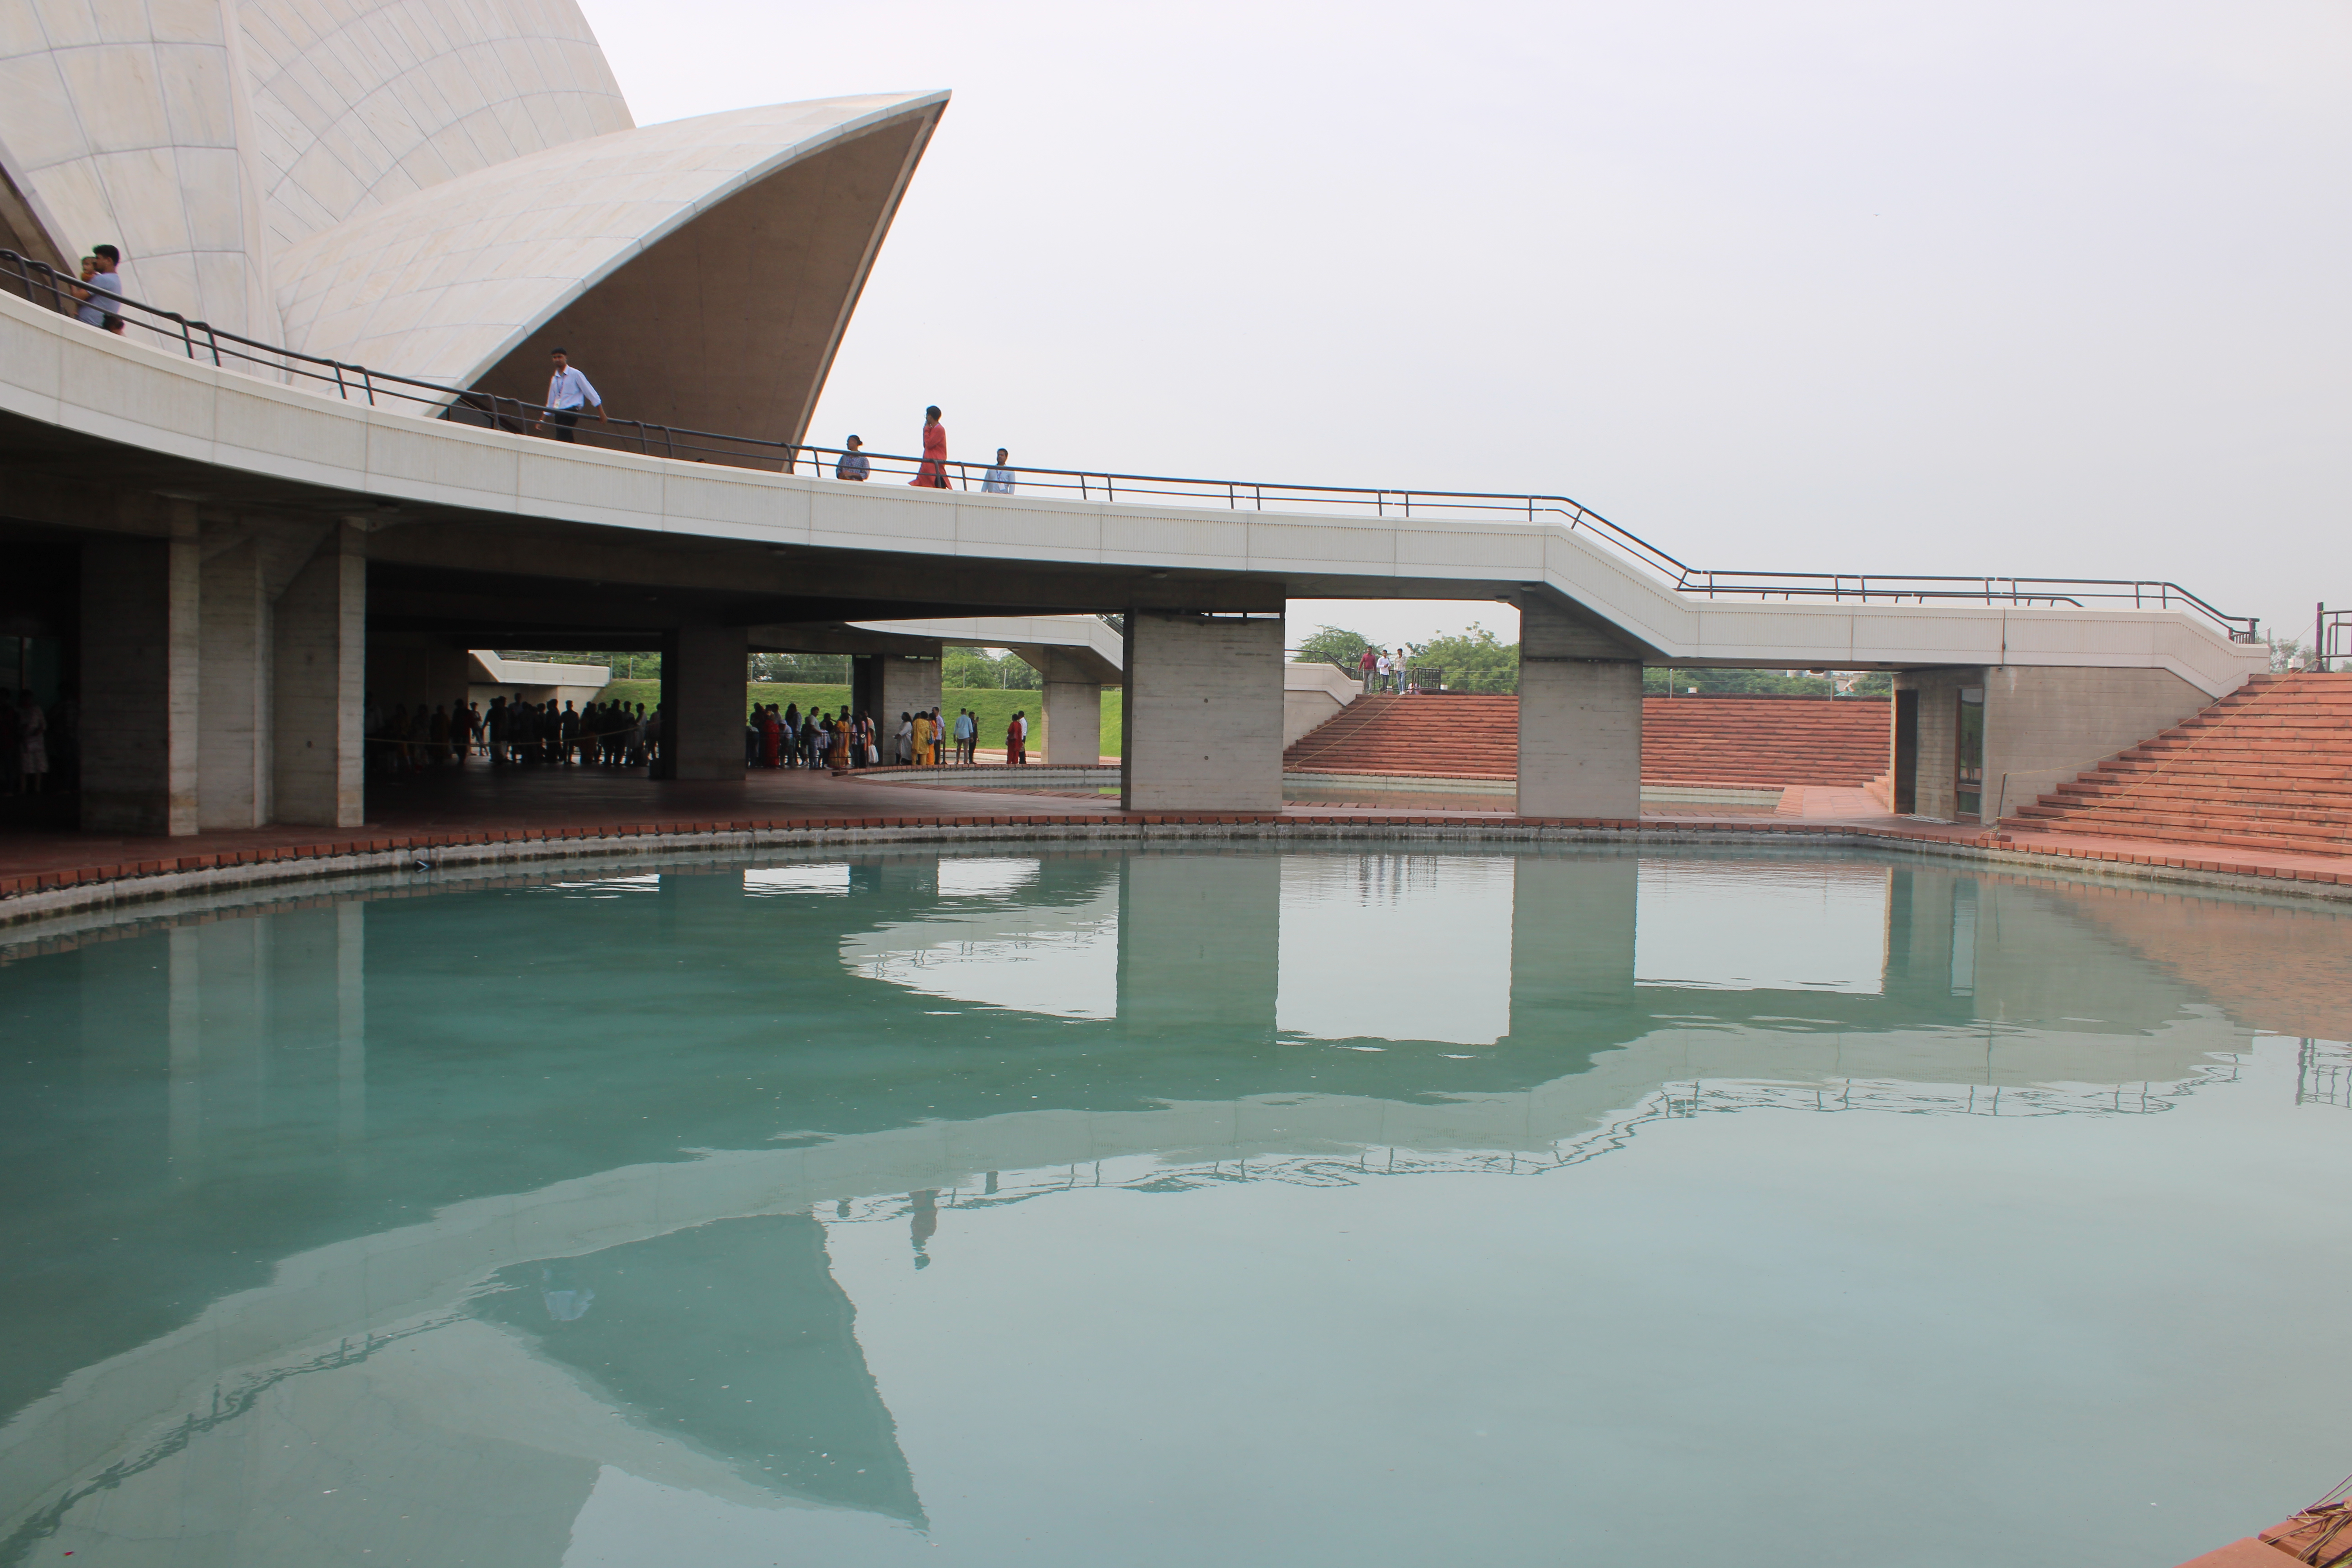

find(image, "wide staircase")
[2002,673,2352,858]
[1282,693,1890,786]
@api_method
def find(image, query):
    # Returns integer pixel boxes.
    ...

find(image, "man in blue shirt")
[537,348,604,441]
[76,245,124,333]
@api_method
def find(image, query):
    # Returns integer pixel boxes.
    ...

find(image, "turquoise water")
[3,846,2350,1567]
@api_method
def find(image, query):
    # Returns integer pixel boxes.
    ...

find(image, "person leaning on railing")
[536,348,604,441]
[75,245,124,334]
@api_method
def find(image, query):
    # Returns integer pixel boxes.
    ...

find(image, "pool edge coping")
[4,813,2347,932]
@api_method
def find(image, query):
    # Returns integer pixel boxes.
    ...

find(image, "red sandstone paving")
[0,760,2345,896]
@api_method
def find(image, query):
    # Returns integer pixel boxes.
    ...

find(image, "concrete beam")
[1517,595,1643,819]
[1120,612,1284,812]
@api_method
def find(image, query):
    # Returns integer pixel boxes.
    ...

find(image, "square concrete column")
[877,647,942,739]
[1043,679,1102,765]
[1516,596,1644,820]
[1029,649,1103,766]
[1119,611,1285,812]
[80,518,200,834]
[273,524,365,827]
[658,624,747,780]
[199,532,271,829]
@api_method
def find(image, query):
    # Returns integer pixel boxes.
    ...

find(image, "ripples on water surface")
[3,846,2350,1567]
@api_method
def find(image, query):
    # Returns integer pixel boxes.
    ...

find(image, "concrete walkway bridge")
[0,269,2267,835]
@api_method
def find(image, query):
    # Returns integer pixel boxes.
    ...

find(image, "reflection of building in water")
[2295,1039,2352,1110]
[15,1215,920,1567]
[12,845,2348,1565]
[477,1215,923,1526]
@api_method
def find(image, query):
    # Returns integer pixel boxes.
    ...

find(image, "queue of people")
[366,695,658,771]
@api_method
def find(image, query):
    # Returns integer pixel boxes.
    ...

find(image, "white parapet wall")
[1284,660,1362,745]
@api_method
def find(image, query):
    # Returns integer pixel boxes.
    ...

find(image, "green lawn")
[601,680,1123,757]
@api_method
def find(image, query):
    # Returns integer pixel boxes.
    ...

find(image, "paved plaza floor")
[0,760,2345,898]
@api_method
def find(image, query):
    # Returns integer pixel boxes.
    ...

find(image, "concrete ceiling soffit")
[268,92,951,392]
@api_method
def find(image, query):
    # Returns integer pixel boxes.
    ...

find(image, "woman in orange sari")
[909,406,948,488]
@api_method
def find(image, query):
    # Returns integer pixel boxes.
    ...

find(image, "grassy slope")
[602,681,1124,756]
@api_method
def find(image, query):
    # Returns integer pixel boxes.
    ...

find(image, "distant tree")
[943,648,1040,690]
[748,652,850,683]
[1640,668,1896,696]
[1408,624,1518,693]
[1294,625,1373,669]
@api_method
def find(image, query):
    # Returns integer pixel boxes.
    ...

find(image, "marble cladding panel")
[238,0,630,249]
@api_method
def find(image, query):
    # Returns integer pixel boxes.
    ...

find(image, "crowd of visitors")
[366,695,658,771]
[745,702,861,769]
[361,689,1047,777]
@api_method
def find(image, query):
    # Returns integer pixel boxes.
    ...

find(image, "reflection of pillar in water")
[338,901,365,1155]
[1506,853,1641,1046]
[910,1189,938,1269]
[1116,853,1279,1041]
[167,926,201,1179]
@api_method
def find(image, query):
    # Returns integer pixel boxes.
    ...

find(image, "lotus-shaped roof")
[0,0,944,442]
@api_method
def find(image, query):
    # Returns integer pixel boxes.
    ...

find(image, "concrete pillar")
[79,513,200,834]
[272,524,365,827]
[1043,678,1102,764]
[1119,611,1284,812]
[1117,853,1278,1041]
[199,530,271,828]
[1013,648,1105,766]
[1515,595,1643,820]
[876,647,942,743]
[659,623,746,780]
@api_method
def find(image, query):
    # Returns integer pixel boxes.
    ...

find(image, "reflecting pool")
[4,846,2350,1566]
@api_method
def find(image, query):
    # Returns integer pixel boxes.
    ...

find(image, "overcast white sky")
[580,0,2351,654]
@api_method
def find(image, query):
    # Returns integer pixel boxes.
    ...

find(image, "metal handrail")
[2318,604,2348,666]
[1,248,2261,642]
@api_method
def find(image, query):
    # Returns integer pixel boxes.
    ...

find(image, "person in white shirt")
[1374,651,1392,693]
[536,348,604,442]
[981,448,1015,494]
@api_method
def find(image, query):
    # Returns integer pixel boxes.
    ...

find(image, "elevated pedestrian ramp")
[2002,673,2352,858]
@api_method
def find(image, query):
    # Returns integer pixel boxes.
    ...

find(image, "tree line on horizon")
[1290,625,1895,697]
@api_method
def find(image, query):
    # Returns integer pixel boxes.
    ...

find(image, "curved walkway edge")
[3,811,2347,936]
